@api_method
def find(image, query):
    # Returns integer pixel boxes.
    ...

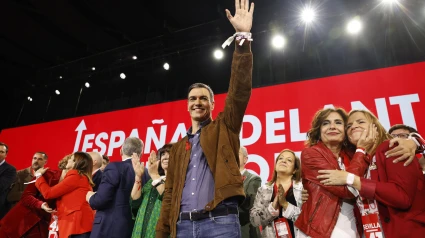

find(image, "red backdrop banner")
[1,62,424,183]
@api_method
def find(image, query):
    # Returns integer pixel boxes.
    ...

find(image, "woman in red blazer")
[36,152,95,238]
[318,110,425,238]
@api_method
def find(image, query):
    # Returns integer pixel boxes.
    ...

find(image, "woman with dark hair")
[250,149,303,237]
[317,110,425,238]
[130,143,173,238]
[295,108,376,238]
[35,152,95,238]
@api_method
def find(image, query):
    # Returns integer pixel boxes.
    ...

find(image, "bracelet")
[222,32,253,49]
[356,148,366,154]
[346,173,355,185]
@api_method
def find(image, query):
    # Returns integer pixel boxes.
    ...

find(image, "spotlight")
[59,76,63,79]
[132,56,138,60]
[120,73,126,79]
[163,63,170,70]
[382,0,398,4]
[346,18,362,35]
[92,67,96,71]
[55,90,60,95]
[27,96,33,101]
[213,49,224,60]
[271,35,286,49]
[301,7,315,24]
[85,82,90,88]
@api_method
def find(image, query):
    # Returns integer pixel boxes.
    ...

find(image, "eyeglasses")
[391,133,410,139]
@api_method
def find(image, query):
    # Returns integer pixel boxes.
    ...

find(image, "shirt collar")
[0,160,5,166]
[92,168,100,175]
[187,118,212,135]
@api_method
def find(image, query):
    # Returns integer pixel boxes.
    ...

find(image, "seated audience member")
[389,124,425,172]
[100,154,109,172]
[7,151,48,208]
[0,142,16,219]
[0,166,61,238]
[250,149,303,238]
[238,146,261,238]
[36,152,95,238]
[88,152,103,192]
[131,143,172,238]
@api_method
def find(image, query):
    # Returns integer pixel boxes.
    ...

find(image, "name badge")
[361,213,383,238]
[274,218,292,238]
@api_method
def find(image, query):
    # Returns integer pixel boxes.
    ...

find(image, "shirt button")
[194,165,196,168]
[194,154,197,156]
[192,178,195,181]
[191,192,195,195]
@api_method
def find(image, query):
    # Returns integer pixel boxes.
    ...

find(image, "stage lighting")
[92,67,96,71]
[85,82,90,88]
[301,7,315,24]
[27,96,33,101]
[55,90,60,95]
[382,0,398,4]
[272,35,286,49]
[163,63,170,70]
[120,73,126,79]
[132,56,138,60]
[213,49,224,60]
[346,18,362,35]
[59,76,63,79]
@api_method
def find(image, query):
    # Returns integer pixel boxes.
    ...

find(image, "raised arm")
[222,0,254,133]
[35,172,79,199]
[301,148,355,199]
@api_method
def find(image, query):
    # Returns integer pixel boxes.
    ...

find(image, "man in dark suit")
[0,142,17,219]
[88,152,103,192]
[238,146,261,238]
[86,137,143,238]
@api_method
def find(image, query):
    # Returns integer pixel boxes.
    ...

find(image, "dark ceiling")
[1,0,425,131]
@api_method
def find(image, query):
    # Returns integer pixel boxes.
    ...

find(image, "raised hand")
[277,184,287,208]
[37,167,49,175]
[225,0,254,32]
[148,151,160,177]
[387,138,417,166]
[131,152,144,178]
[356,123,378,154]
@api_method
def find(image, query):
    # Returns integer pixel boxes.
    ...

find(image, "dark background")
[1,0,425,131]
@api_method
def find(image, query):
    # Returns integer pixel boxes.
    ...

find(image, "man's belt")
[180,206,239,221]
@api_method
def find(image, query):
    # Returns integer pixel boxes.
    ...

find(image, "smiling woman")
[294,107,374,238]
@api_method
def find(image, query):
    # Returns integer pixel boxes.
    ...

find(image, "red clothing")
[36,169,95,238]
[0,170,61,238]
[360,140,425,237]
[295,142,370,238]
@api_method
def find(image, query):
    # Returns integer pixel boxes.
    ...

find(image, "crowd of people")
[1,1,425,237]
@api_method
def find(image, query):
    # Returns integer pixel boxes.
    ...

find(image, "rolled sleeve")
[268,203,279,217]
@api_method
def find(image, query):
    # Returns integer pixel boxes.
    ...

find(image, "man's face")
[187,88,214,122]
[32,153,47,171]
[238,148,248,170]
[390,128,410,139]
[0,145,7,163]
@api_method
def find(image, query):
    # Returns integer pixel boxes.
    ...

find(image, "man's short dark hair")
[0,142,9,153]
[35,151,48,160]
[102,154,110,163]
[388,124,418,134]
[187,83,215,102]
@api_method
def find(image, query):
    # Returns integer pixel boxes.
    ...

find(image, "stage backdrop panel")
[1,62,424,184]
